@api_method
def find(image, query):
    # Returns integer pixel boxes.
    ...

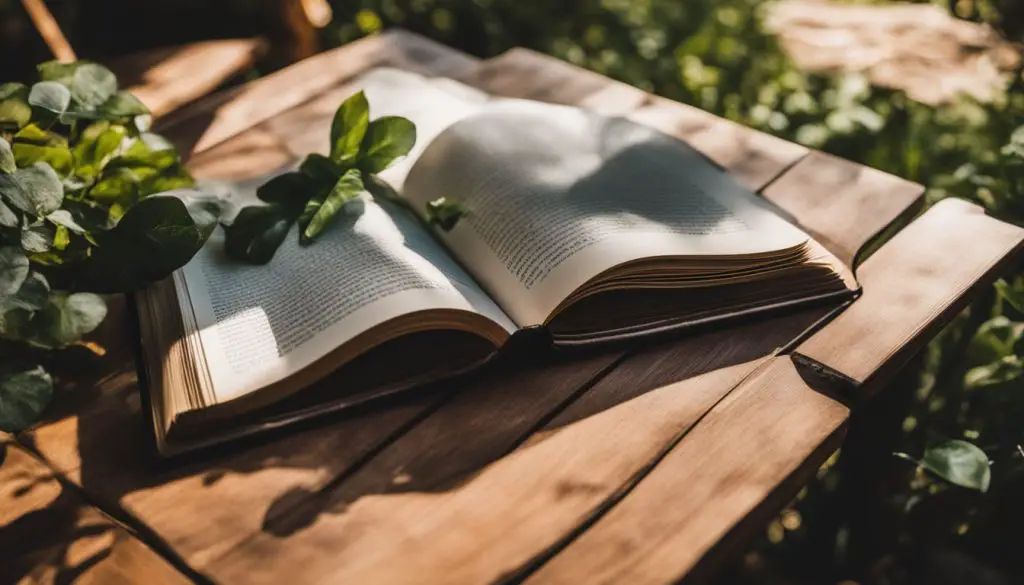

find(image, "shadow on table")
[15,83,849,570]
[0,441,117,585]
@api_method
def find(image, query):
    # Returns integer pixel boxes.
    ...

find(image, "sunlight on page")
[404,100,810,324]
[181,195,514,404]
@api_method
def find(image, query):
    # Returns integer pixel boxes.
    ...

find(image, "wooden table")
[3,30,1022,585]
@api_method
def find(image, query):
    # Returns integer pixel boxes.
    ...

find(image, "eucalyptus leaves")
[0,60,214,432]
[224,90,466,264]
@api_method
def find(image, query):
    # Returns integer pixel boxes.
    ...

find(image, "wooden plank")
[20,39,933,585]
[760,151,925,267]
[525,358,848,585]
[193,50,838,583]
[158,29,481,160]
[200,307,831,583]
[795,198,1024,386]
[458,48,649,115]
[109,39,267,118]
[0,440,190,585]
[19,34,487,573]
[21,294,446,571]
[523,199,1024,585]
[202,360,764,584]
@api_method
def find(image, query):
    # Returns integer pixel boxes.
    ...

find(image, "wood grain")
[795,198,1024,386]
[203,360,765,584]
[521,200,1023,585]
[108,39,267,118]
[157,29,481,159]
[19,32,486,573]
[1,440,189,585]
[459,48,649,115]
[760,151,925,267]
[196,45,840,584]
[22,294,446,569]
[14,33,946,585]
[524,358,849,585]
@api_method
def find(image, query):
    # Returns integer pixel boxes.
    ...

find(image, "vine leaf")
[70,63,118,110]
[0,246,29,304]
[300,168,364,244]
[1,271,50,312]
[56,193,220,292]
[28,81,71,116]
[330,90,370,165]
[896,439,992,492]
[6,163,64,216]
[359,116,416,174]
[0,137,14,174]
[0,365,53,432]
[425,197,468,231]
[223,204,300,265]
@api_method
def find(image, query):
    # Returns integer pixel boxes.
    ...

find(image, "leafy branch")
[223,90,466,264]
[0,60,217,432]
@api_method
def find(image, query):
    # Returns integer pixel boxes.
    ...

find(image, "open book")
[136,68,857,455]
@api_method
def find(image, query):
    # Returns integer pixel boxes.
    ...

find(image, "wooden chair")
[20,0,333,119]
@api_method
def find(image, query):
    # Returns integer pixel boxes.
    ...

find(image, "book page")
[402,100,810,326]
[179,192,516,405]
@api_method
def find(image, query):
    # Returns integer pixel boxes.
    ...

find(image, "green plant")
[224,90,465,264]
[0,61,218,432]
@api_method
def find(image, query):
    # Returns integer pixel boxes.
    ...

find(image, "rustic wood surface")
[11,29,1021,585]
[524,199,1024,585]
[0,439,188,585]
[108,39,267,119]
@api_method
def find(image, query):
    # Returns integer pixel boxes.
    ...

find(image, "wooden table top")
[3,29,1023,585]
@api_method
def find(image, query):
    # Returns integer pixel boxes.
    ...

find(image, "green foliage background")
[322,0,1023,582]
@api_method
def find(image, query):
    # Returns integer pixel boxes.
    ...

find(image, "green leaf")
[20,222,54,254]
[62,198,115,233]
[1,271,50,311]
[0,246,29,303]
[73,122,127,179]
[140,166,195,196]
[0,365,53,432]
[53,225,70,250]
[12,125,73,176]
[37,61,80,84]
[0,199,17,228]
[0,83,27,101]
[301,168,364,244]
[918,440,992,492]
[330,90,370,164]
[359,116,416,174]
[47,210,86,234]
[8,163,64,216]
[70,63,118,109]
[28,81,72,116]
[995,278,1024,314]
[108,143,177,171]
[99,91,150,119]
[223,204,299,265]
[967,316,1021,365]
[425,197,468,231]
[0,138,14,174]
[0,83,31,129]
[58,193,220,292]
[31,292,108,348]
[299,153,344,185]
[88,167,140,205]
[256,171,315,205]
[965,355,1023,394]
